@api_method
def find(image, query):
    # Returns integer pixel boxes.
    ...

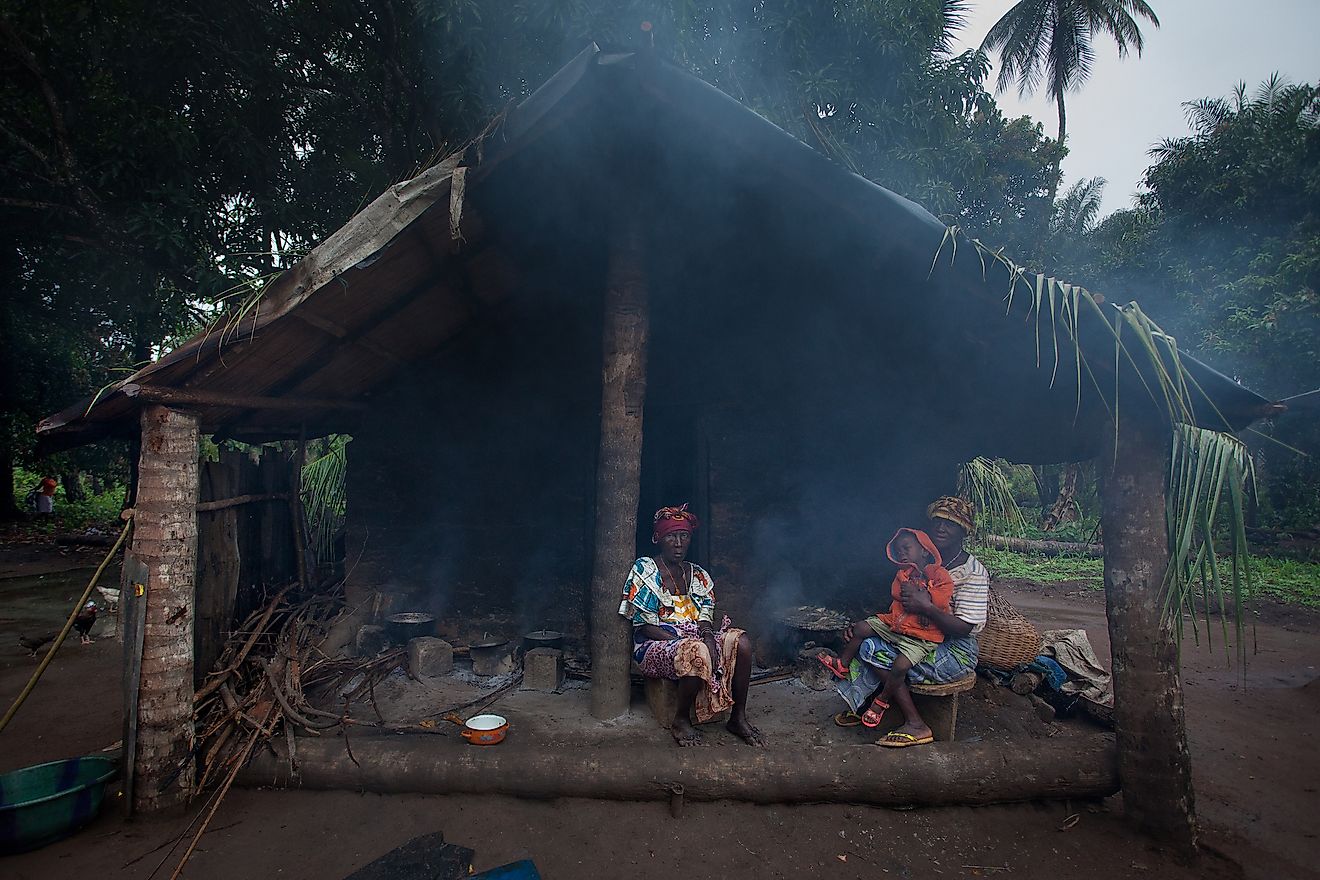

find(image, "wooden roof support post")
[130,405,200,812]
[1100,413,1198,853]
[589,216,650,720]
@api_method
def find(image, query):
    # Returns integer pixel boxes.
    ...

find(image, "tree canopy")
[1068,77,1320,524]
[3,3,1317,526]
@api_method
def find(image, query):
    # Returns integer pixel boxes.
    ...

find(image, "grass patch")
[973,546,1105,588]
[975,546,1320,608]
[1249,556,1320,608]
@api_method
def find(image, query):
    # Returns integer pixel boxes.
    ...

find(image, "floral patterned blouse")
[618,557,716,627]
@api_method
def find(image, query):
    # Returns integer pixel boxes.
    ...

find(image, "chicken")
[18,632,56,657]
[96,585,120,613]
[74,601,98,644]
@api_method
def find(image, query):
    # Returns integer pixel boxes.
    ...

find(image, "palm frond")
[1184,97,1231,135]
[1164,425,1254,667]
[300,435,349,570]
[1051,176,1106,236]
[931,228,1257,662]
[958,457,1027,536]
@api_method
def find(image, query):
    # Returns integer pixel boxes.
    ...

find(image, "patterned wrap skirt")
[836,634,979,715]
[633,616,744,723]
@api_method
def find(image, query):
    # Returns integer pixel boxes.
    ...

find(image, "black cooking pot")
[522,629,565,652]
[385,612,436,644]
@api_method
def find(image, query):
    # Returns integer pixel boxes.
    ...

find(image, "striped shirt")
[948,553,990,635]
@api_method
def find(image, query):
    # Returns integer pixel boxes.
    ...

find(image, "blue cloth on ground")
[1027,656,1067,690]
[470,860,542,880]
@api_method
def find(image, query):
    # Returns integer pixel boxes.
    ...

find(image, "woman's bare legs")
[671,675,704,746]
[726,633,765,746]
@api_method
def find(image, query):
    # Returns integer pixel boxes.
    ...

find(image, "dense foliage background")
[2,1,1317,528]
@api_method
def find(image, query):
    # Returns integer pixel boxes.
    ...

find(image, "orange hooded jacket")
[875,528,955,643]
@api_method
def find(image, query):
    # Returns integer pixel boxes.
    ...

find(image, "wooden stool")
[642,677,732,729]
[873,673,977,742]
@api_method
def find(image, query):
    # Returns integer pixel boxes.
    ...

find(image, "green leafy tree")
[2,0,1060,515]
[1082,77,1320,525]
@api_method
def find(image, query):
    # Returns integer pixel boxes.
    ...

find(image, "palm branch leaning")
[935,227,1254,663]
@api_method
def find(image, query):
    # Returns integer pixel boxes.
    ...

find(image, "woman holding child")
[828,496,989,747]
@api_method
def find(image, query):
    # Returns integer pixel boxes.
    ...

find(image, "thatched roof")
[38,44,1275,460]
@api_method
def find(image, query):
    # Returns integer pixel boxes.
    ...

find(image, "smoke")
[339,9,989,642]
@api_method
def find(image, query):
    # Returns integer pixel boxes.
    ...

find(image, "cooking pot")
[470,638,514,676]
[522,629,564,652]
[461,713,509,745]
[385,612,435,644]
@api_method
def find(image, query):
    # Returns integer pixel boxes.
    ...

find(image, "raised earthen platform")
[242,733,1118,806]
[238,675,1118,806]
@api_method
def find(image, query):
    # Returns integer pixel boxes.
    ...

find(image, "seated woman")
[618,504,764,747]
[835,496,989,747]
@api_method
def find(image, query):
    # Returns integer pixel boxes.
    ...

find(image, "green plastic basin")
[0,756,119,855]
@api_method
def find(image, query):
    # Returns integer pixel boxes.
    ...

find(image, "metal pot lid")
[470,638,510,650]
[524,630,563,639]
[386,612,435,624]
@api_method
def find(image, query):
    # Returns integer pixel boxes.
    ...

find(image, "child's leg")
[837,619,874,665]
[860,650,904,727]
[874,652,909,704]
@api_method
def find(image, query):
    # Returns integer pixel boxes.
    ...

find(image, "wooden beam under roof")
[122,383,368,412]
[293,312,406,367]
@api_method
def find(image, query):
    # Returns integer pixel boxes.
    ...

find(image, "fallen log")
[241,734,1119,807]
[1010,670,1045,695]
[981,535,1104,558]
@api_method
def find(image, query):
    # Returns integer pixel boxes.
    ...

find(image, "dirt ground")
[2,541,1317,880]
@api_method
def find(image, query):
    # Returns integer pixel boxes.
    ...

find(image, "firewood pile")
[144,583,412,879]
[192,582,406,791]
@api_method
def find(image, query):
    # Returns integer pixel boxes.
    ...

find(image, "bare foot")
[670,717,702,747]
[726,714,765,747]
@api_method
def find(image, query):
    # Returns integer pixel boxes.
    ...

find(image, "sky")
[956,0,1320,217]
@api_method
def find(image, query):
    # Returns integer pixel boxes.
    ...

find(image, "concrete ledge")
[241,734,1118,807]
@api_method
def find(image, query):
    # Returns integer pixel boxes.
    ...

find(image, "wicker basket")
[977,586,1043,670]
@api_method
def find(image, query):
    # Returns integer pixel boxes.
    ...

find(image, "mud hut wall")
[679,402,958,636]
[633,204,966,637]
[342,307,603,641]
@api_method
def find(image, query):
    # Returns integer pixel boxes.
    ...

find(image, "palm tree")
[1050,175,1107,238]
[981,0,1159,196]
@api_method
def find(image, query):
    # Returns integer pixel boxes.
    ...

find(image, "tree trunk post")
[1100,414,1198,852]
[130,405,200,812]
[589,218,650,720]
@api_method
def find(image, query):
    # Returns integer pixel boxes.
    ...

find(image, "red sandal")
[861,698,890,728]
[817,653,849,679]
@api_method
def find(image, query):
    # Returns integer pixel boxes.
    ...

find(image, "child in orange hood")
[819,528,955,727]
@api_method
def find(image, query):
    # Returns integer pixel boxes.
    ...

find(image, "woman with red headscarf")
[619,504,764,746]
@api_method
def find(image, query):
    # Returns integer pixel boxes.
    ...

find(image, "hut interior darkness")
[38,44,1274,839]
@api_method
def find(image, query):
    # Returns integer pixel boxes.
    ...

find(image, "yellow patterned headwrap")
[927,496,975,534]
